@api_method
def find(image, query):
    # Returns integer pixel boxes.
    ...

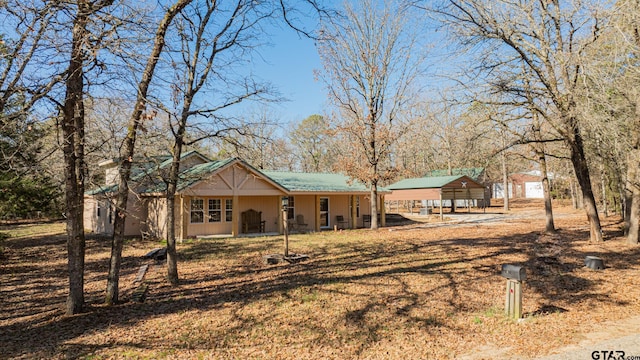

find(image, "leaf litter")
[1,200,639,359]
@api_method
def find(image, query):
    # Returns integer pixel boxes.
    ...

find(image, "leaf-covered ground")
[1,200,639,359]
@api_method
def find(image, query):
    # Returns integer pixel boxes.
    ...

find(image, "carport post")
[439,192,444,221]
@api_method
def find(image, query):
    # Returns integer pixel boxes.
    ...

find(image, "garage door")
[525,182,544,198]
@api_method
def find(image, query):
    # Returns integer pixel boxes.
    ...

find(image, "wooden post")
[380,194,386,227]
[351,195,357,229]
[278,200,284,234]
[178,196,184,242]
[283,208,289,257]
[505,279,523,319]
[315,195,321,232]
[232,195,239,237]
[439,192,444,221]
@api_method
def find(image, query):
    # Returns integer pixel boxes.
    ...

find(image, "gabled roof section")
[262,171,387,193]
[154,150,210,171]
[424,167,484,180]
[174,158,237,192]
[388,175,465,190]
[87,151,212,195]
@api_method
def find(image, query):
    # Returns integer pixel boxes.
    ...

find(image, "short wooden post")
[505,279,523,319]
[283,208,289,257]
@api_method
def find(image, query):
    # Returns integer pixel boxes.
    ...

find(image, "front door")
[320,197,329,228]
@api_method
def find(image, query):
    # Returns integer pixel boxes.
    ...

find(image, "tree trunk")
[538,149,555,233]
[533,118,554,233]
[626,148,640,244]
[105,0,190,304]
[625,94,640,243]
[628,183,640,245]
[601,167,608,217]
[166,180,179,284]
[501,147,509,211]
[166,121,188,286]
[569,127,603,242]
[570,178,577,209]
[62,2,88,315]
[370,181,379,229]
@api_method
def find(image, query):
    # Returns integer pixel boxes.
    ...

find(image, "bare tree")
[216,110,289,170]
[576,0,640,244]
[318,0,425,229]
[289,114,334,172]
[107,0,191,304]
[431,0,606,242]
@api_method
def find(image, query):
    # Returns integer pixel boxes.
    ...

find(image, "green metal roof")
[261,171,384,193]
[87,154,391,196]
[176,158,235,191]
[424,168,484,180]
[85,184,118,196]
[86,151,213,195]
[387,175,465,190]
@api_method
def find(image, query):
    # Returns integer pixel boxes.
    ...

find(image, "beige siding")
[291,195,317,229]
[124,196,145,236]
[290,194,373,229]
[385,188,441,201]
[146,197,168,239]
[182,195,282,237]
[83,196,114,234]
[238,196,280,233]
[186,165,283,197]
[183,195,233,237]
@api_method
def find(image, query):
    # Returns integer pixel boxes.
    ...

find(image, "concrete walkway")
[535,315,640,360]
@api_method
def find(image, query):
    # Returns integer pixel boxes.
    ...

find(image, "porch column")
[232,195,239,237]
[178,196,184,242]
[278,197,284,234]
[380,194,386,227]
[351,195,357,229]
[315,195,321,232]
[180,195,189,242]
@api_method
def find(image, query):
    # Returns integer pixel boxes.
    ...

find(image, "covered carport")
[386,175,486,220]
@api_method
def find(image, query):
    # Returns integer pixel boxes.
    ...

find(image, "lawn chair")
[294,214,308,232]
[336,215,348,229]
[363,214,371,228]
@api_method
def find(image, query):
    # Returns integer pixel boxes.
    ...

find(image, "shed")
[386,175,485,219]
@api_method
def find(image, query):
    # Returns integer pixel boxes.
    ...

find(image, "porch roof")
[423,167,484,181]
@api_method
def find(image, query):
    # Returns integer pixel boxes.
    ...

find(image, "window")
[225,199,233,221]
[287,196,295,220]
[96,203,101,217]
[208,199,221,222]
[191,199,204,223]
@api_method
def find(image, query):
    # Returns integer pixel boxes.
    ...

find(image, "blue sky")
[253,25,327,123]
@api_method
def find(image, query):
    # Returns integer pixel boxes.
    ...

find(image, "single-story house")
[84,151,388,240]
[385,175,486,219]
